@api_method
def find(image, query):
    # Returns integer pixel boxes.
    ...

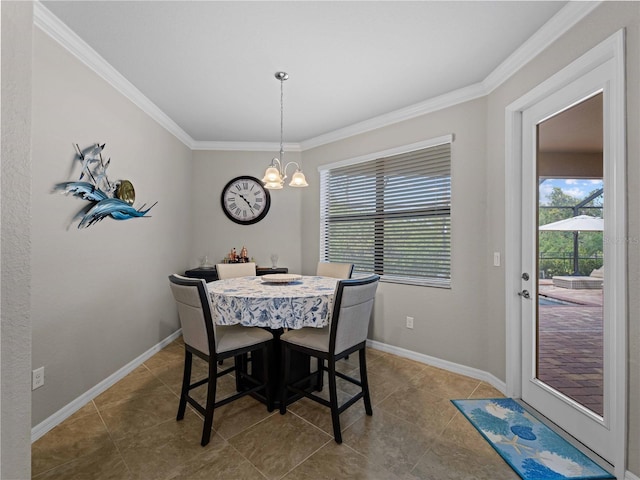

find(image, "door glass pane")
[536,93,604,416]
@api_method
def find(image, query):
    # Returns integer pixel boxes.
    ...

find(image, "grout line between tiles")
[92,398,135,478]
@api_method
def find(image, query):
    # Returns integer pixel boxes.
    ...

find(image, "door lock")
[518,290,531,299]
[522,273,530,281]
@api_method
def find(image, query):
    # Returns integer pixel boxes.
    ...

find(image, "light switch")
[493,252,501,267]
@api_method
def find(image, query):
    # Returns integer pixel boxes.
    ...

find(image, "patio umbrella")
[539,215,604,275]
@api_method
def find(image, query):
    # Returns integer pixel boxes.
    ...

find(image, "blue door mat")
[451,398,614,480]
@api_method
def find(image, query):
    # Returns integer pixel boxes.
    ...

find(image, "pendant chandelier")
[262,72,308,189]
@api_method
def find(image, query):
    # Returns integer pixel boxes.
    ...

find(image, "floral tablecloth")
[207,276,339,329]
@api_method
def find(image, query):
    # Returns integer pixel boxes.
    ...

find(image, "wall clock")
[220,176,271,225]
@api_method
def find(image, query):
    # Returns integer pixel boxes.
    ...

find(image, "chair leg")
[263,343,273,412]
[328,357,342,443]
[279,343,291,415]
[359,348,373,416]
[201,358,217,446]
[316,358,324,391]
[177,349,192,421]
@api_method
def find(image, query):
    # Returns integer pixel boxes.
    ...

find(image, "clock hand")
[237,193,255,213]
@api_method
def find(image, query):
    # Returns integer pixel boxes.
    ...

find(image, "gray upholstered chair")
[316,261,354,279]
[279,274,380,443]
[168,274,273,446]
[216,262,256,280]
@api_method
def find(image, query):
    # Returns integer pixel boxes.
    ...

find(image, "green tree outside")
[538,186,603,277]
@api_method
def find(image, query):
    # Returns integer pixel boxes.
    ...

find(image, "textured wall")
[1,2,33,478]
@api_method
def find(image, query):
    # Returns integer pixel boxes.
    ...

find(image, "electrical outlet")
[32,367,45,390]
[406,316,414,329]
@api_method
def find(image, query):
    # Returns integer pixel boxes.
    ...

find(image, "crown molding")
[191,141,302,152]
[482,1,602,94]
[301,1,602,151]
[33,0,602,153]
[33,1,195,149]
[300,83,485,151]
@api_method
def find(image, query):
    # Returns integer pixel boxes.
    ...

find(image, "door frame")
[504,30,626,477]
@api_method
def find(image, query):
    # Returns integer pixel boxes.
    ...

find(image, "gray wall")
[1,3,33,478]
[30,28,193,426]
[300,98,492,371]
[190,150,303,273]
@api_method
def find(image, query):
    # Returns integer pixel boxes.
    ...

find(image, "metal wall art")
[55,143,157,228]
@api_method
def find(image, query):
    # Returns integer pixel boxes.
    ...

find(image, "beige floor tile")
[377,385,459,435]
[211,395,275,440]
[470,381,506,399]
[436,412,501,457]
[32,444,131,480]
[341,409,434,476]
[31,403,113,477]
[144,342,184,371]
[282,441,404,480]
[165,441,264,480]
[114,415,222,480]
[408,366,482,400]
[93,365,168,410]
[228,412,331,480]
[366,354,427,386]
[98,386,179,440]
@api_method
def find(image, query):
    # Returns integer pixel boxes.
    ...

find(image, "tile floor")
[31,337,520,480]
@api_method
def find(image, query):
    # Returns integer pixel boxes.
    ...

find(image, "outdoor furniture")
[552,267,603,289]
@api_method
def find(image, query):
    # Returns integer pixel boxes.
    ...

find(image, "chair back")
[316,262,354,279]
[216,262,257,280]
[330,275,380,355]
[168,274,216,356]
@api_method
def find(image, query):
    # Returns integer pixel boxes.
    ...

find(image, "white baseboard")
[31,329,182,442]
[366,339,507,395]
[626,471,640,480]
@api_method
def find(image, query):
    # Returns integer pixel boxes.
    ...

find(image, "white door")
[520,61,622,463]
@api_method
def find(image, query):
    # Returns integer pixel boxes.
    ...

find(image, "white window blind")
[320,142,451,287]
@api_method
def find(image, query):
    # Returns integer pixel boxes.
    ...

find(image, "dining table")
[207,274,338,329]
[207,274,340,404]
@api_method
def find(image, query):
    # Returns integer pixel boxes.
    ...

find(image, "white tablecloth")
[207,276,338,329]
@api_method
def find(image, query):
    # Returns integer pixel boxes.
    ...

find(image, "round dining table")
[207,275,339,405]
[207,275,339,330]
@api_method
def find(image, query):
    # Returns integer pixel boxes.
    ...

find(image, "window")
[319,136,452,287]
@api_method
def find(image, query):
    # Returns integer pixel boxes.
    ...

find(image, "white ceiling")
[41,1,570,146]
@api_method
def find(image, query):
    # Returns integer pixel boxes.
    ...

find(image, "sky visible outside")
[539,178,603,205]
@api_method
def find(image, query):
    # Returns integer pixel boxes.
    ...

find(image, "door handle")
[518,290,530,299]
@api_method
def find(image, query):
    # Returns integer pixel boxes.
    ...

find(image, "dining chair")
[316,261,354,279]
[279,274,380,443]
[216,262,256,279]
[168,274,273,446]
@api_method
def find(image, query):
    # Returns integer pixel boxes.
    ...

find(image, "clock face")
[221,176,271,225]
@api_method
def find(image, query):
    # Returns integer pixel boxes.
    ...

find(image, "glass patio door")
[520,71,614,462]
